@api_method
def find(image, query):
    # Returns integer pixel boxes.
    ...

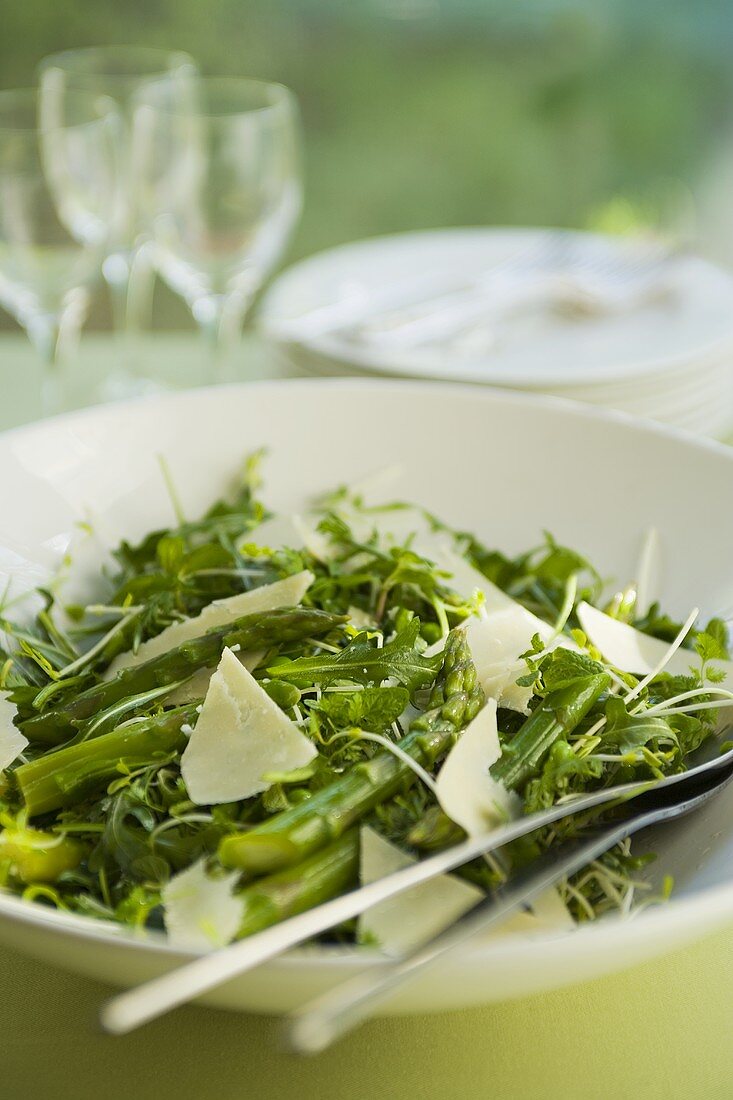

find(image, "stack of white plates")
[258,228,733,438]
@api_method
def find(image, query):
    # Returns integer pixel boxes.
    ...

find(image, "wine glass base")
[96,368,170,404]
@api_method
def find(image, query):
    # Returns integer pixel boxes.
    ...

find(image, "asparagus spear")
[15,705,199,817]
[0,826,87,883]
[407,804,465,851]
[20,607,343,746]
[491,672,611,791]
[404,673,611,853]
[229,678,606,936]
[219,629,484,875]
[237,830,360,938]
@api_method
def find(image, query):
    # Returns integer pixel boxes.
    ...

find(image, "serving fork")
[101,738,733,1038]
[287,758,733,1052]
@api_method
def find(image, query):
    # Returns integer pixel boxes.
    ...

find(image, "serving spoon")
[101,738,733,1036]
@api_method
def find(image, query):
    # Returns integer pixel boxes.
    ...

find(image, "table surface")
[2,333,732,1100]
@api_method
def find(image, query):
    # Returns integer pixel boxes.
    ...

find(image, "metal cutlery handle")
[286,767,733,1054]
[285,815,652,1054]
[101,752,733,1036]
[99,780,653,1035]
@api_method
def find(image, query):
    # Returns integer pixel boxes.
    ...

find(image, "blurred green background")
[2,0,733,329]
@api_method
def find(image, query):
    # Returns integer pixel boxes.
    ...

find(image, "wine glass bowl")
[133,77,302,355]
[0,88,122,405]
[38,46,197,332]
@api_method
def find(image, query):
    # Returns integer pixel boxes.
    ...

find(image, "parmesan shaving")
[164,649,265,706]
[163,858,242,950]
[104,570,314,679]
[436,699,520,835]
[181,647,317,805]
[0,692,27,771]
[466,607,552,714]
[358,826,483,956]
[577,601,729,681]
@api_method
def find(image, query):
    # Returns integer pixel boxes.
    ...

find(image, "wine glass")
[38,46,196,335]
[132,77,302,375]
[0,88,122,413]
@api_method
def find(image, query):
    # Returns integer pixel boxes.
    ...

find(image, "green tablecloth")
[4,927,733,1100]
[1,334,732,1100]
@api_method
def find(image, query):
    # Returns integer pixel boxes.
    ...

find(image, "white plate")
[3,379,733,1015]
[281,340,733,437]
[259,228,733,389]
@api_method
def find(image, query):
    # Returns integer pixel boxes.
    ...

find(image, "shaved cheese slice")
[165,649,265,706]
[292,515,335,563]
[347,606,376,630]
[0,693,27,772]
[358,826,483,956]
[342,512,496,611]
[418,542,549,627]
[181,647,317,805]
[105,570,314,679]
[250,511,334,561]
[163,858,242,950]
[483,886,575,938]
[466,604,552,713]
[577,601,729,679]
[346,505,432,553]
[436,699,520,834]
[409,543,554,713]
[434,700,573,939]
[251,511,347,560]
[525,884,576,931]
[424,606,550,712]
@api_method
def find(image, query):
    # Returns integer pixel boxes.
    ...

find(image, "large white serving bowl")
[2,378,733,1015]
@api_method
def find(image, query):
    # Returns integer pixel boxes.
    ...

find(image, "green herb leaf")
[267,619,441,691]
[601,697,678,754]
[312,686,409,732]
[540,647,607,692]
[695,621,730,665]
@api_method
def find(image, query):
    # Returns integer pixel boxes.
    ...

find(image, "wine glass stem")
[194,293,248,384]
[26,294,89,416]
[26,314,66,417]
[104,248,157,336]
[103,255,132,336]
[127,243,157,333]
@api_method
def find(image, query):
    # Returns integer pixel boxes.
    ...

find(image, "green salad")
[0,454,730,951]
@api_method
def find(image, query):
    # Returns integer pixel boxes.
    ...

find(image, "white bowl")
[2,379,733,1015]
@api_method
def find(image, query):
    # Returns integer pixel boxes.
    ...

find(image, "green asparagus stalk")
[491,672,611,791]
[0,826,87,883]
[219,629,484,875]
[20,607,343,746]
[15,705,199,817]
[236,830,360,938]
[404,673,612,856]
[407,804,465,851]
